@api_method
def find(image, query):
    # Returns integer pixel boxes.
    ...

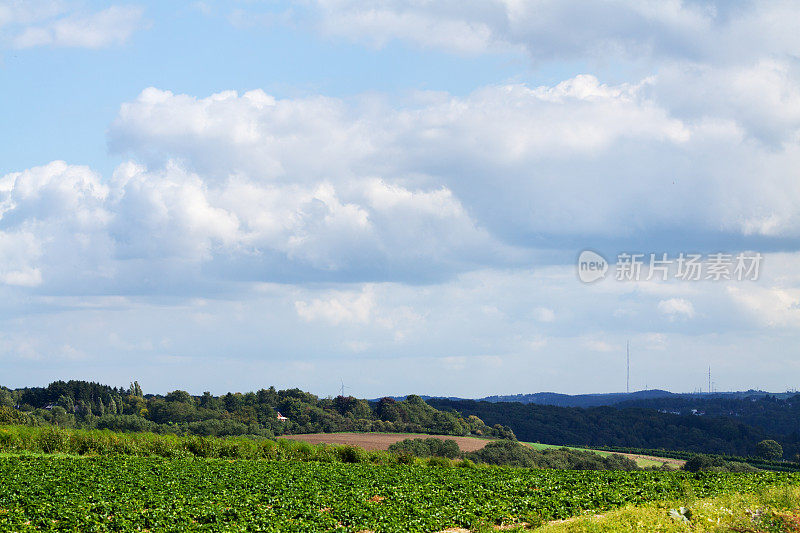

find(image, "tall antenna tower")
[708,366,712,394]
[626,340,630,394]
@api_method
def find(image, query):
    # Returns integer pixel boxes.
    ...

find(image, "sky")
[1,0,800,398]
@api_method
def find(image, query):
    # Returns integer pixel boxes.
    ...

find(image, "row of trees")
[388,438,641,470]
[2,381,514,440]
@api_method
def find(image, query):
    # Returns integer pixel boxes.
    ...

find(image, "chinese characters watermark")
[577,250,762,283]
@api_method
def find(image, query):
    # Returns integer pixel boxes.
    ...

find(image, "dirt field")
[280,432,495,452]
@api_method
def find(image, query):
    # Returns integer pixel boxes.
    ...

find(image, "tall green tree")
[756,439,784,460]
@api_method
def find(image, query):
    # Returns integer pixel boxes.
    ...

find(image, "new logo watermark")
[577,250,762,283]
[577,250,608,283]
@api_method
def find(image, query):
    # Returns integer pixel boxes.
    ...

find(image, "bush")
[395,451,415,464]
[466,440,536,467]
[70,433,107,455]
[466,442,641,470]
[218,439,257,459]
[37,427,69,454]
[145,435,187,458]
[388,437,463,459]
[312,444,339,463]
[426,456,451,467]
[683,454,758,473]
[337,445,365,464]
[259,440,277,459]
[756,440,784,461]
[0,407,30,426]
[186,436,217,458]
[98,415,162,433]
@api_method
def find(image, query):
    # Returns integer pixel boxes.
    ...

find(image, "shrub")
[756,440,784,461]
[395,451,415,464]
[0,407,30,426]
[186,436,217,458]
[145,435,187,458]
[337,445,365,464]
[456,458,476,468]
[312,444,339,463]
[218,439,257,459]
[37,427,69,454]
[258,440,277,459]
[388,437,463,459]
[683,454,758,473]
[70,433,108,455]
[0,429,17,450]
[426,456,450,467]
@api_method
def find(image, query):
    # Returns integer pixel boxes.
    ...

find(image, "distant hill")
[427,398,799,459]
[618,393,800,437]
[378,389,783,409]
[478,390,676,408]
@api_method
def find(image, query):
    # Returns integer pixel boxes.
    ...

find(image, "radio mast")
[708,366,712,394]
[626,341,630,394]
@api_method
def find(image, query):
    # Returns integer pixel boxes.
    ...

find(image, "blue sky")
[1,0,800,397]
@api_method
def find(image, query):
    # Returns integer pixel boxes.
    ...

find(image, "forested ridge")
[617,394,800,437]
[428,398,800,459]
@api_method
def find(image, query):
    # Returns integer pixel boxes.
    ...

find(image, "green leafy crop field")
[0,457,797,532]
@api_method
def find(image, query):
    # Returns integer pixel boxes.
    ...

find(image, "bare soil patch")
[280,432,495,452]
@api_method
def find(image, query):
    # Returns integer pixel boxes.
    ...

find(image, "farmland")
[525,442,685,469]
[282,432,494,452]
[0,456,797,532]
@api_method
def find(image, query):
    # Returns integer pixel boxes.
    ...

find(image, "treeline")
[0,426,637,471]
[428,399,799,459]
[0,381,514,440]
[592,446,800,473]
[0,425,401,463]
[388,438,643,470]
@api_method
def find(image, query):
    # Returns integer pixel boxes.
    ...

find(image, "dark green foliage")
[467,440,538,467]
[756,439,784,460]
[0,406,31,425]
[429,398,796,458]
[95,414,164,433]
[389,438,640,470]
[426,455,451,467]
[337,445,365,463]
[388,437,463,459]
[591,445,800,472]
[4,380,506,440]
[164,390,194,404]
[0,425,406,464]
[620,393,800,438]
[0,388,13,408]
[683,454,759,473]
[466,441,639,470]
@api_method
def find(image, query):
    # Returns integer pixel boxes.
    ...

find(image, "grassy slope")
[524,442,682,469]
[536,484,800,532]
